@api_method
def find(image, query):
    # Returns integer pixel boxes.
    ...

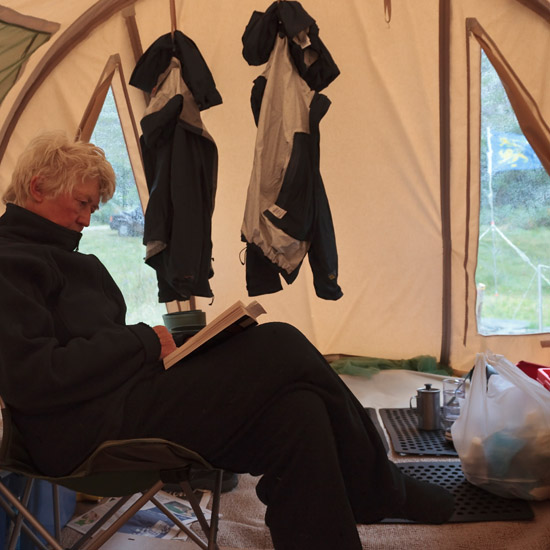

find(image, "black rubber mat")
[384,461,534,523]
[379,407,458,456]
[365,407,389,454]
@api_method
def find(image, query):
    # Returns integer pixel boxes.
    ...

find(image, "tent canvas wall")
[1,0,549,372]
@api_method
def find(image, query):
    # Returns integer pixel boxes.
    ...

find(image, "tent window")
[475,51,550,335]
[0,8,59,104]
[79,88,165,325]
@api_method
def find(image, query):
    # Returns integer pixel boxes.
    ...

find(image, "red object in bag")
[537,368,550,391]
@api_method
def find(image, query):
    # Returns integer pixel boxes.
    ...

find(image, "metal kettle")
[409,383,441,430]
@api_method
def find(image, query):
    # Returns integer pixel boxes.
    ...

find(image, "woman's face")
[25,177,100,233]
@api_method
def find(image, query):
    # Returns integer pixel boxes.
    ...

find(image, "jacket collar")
[0,203,82,251]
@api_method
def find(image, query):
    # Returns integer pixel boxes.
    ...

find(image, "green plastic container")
[162,309,206,335]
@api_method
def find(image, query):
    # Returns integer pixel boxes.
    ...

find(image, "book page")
[163,301,266,369]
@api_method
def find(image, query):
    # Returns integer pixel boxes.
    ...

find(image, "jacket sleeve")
[0,251,161,414]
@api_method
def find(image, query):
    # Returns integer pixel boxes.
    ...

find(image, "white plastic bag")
[451,351,550,500]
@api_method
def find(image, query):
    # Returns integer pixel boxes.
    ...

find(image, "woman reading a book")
[0,132,454,550]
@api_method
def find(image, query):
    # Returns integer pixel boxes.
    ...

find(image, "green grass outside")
[79,225,167,326]
[476,224,550,333]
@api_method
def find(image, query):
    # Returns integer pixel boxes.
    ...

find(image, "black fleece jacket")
[0,204,161,475]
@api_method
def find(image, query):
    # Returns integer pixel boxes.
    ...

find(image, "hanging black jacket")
[130,31,221,302]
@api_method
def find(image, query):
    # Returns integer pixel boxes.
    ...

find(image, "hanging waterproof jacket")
[241,1,343,300]
[130,31,221,302]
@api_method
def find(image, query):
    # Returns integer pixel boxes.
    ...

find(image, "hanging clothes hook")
[384,0,392,24]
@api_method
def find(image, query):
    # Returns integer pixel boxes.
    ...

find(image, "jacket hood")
[130,30,222,111]
[242,1,340,92]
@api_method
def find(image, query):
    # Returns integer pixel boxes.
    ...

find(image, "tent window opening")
[0,8,59,104]
[79,87,166,325]
[475,51,550,336]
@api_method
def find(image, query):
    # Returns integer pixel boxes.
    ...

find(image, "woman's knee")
[251,322,314,350]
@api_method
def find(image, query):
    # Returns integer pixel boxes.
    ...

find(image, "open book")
[163,300,266,369]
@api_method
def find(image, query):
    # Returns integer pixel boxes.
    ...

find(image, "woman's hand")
[152,325,177,359]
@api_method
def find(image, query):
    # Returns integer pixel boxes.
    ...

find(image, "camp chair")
[0,396,223,550]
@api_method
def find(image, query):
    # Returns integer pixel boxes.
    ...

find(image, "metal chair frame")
[0,396,223,550]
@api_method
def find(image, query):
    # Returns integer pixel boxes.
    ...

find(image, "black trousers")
[120,322,406,549]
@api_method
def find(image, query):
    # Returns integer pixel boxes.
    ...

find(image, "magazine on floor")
[68,490,211,540]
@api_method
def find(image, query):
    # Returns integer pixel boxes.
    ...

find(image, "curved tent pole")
[515,0,550,23]
[0,0,138,164]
